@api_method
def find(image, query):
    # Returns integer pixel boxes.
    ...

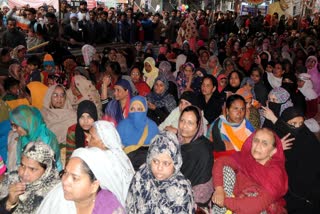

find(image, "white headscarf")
[72,146,134,207]
[174,54,187,78]
[298,73,318,100]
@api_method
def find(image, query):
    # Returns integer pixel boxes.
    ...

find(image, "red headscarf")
[233,130,288,200]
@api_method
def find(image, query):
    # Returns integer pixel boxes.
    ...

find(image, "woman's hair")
[202,75,217,87]
[180,105,201,128]
[226,94,245,109]
[228,70,243,85]
[250,67,263,77]
[80,159,97,182]
[129,63,143,76]
[106,61,122,77]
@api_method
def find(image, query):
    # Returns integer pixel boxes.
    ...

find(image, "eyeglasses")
[52,93,65,98]
[152,159,172,167]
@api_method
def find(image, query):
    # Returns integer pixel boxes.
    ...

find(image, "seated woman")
[178,105,213,211]
[37,147,128,214]
[262,107,320,213]
[212,128,288,214]
[250,67,268,106]
[0,142,59,213]
[207,94,254,159]
[88,120,135,203]
[199,75,224,124]
[146,76,177,125]
[224,70,243,95]
[129,64,150,97]
[117,96,159,170]
[104,79,132,126]
[176,62,198,96]
[66,75,102,118]
[126,132,194,213]
[159,61,178,102]
[9,105,62,171]
[66,100,97,161]
[261,87,293,129]
[143,57,159,88]
[42,84,77,166]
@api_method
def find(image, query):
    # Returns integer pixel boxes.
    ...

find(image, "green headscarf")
[9,105,62,171]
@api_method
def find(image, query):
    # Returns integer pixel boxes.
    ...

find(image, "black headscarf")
[273,107,320,212]
[75,100,98,148]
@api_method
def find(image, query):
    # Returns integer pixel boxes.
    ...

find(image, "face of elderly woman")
[62,157,99,202]
[51,86,66,109]
[88,127,106,150]
[151,153,174,181]
[154,80,166,95]
[251,129,277,165]
[18,156,45,184]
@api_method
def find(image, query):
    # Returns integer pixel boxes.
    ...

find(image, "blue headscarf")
[117,96,159,148]
[9,105,62,171]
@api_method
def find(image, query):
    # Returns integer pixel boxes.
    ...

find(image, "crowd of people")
[0,0,320,213]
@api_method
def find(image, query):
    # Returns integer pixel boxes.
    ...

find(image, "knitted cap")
[0,155,6,175]
[43,54,55,67]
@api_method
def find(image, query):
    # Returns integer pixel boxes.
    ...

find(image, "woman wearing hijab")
[207,95,254,159]
[263,107,320,213]
[66,100,98,161]
[212,128,288,214]
[305,56,320,98]
[117,96,159,170]
[176,62,198,97]
[297,73,319,119]
[104,79,132,126]
[88,120,135,204]
[143,57,159,89]
[224,70,243,94]
[159,61,178,102]
[261,87,293,129]
[178,105,213,211]
[41,84,77,166]
[0,142,60,214]
[37,147,128,214]
[129,64,150,97]
[9,105,62,171]
[146,76,177,125]
[126,132,195,213]
[66,75,102,118]
[250,67,268,106]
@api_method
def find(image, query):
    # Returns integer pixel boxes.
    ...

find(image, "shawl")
[66,75,102,118]
[306,56,320,97]
[176,62,196,96]
[174,54,187,78]
[268,87,293,116]
[274,107,320,209]
[26,82,48,110]
[92,121,135,206]
[126,132,195,213]
[298,73,318,100]
[159,61,177,86]
[37,187,126,214]
[37,148,128,214]
[117,96,159,149]
[217,73,227,93]
[232,131,288,200]
[75,100,98,149]
[143,57,159,88]
[266,72,282,89]
[146,76,177,112]
[207,115,254,152]
[182,13,198,40]
[9,105,62,171]
[41,85,77,144]
[72,147,132,206]
[81,44,96,67]
[9,142,60,214]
